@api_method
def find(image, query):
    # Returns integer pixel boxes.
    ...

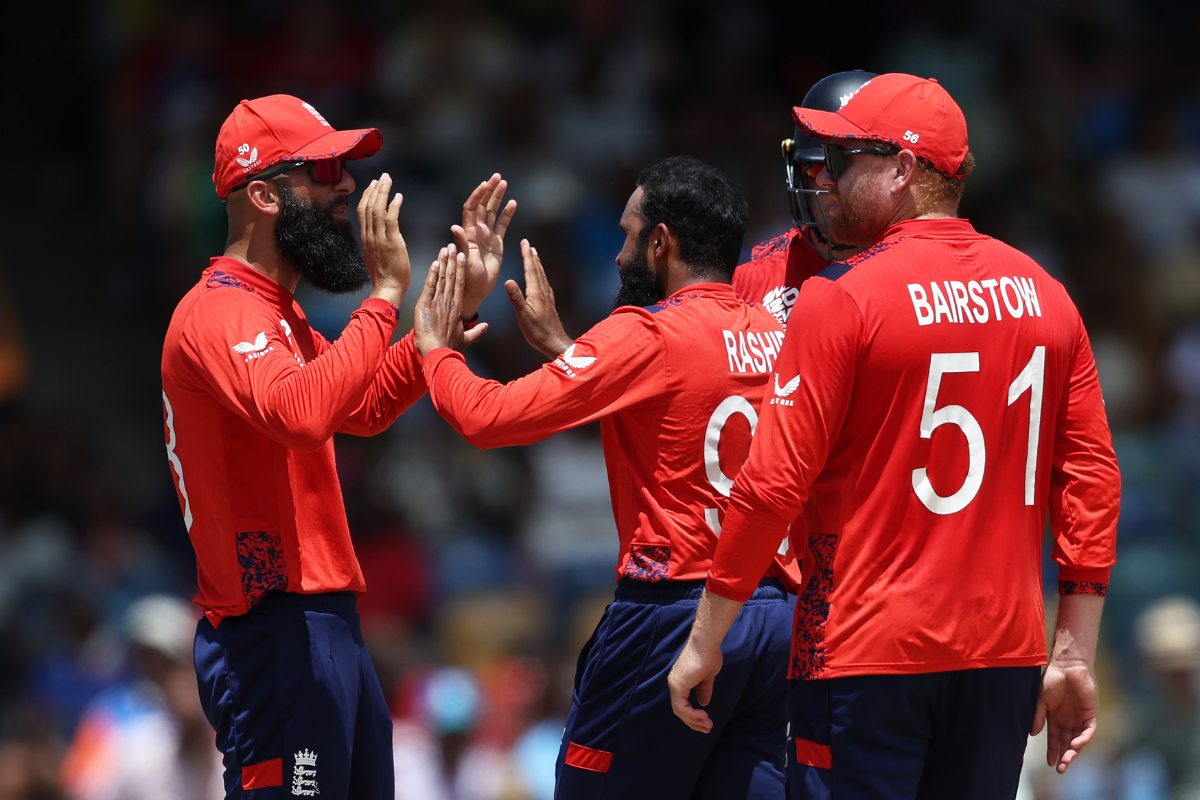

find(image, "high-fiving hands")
[357,173,409,308]
[454,174,517,320]
[506,240,574,359]
[414,244,490,357]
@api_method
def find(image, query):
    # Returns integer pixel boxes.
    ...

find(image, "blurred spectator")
[60,595,221,800]
[1131,596,1200,796]
[393,666,527,800]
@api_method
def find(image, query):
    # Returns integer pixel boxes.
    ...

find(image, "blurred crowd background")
[1,0,1199,797]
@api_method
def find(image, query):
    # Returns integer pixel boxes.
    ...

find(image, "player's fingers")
[530,246,552,299]
[463,321,488,347]
[494,198,516,239]
[485,174,504,216]
[505,279,527,313]
[371,174,390,242]
[385,193,403,240]
[1030,700,1047,736]
[463,180,487,228]
[417,259,440,311]
[433,247,452,304]
[696,677,714,708]
[451,225,469,255]
[357,178,376,236]
[452,251,467,309]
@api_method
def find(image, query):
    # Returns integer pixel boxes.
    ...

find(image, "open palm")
[455,174,517,319]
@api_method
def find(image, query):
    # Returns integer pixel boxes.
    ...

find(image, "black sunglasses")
[230,158,345,193]
[822,144,899,180]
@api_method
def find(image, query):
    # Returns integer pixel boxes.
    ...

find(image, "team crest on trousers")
[293,750,319,796]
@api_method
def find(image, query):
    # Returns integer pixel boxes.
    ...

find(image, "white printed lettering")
[943,282,961,323]
[1017,277,1041,317]
[908,284,934,326]
[968,281,989,323]
[931,282,954,324]
[747,332,767,372]
[981,279,1002,320]
[723,330,739,373]
[760,330,779,368]
[949,281,973,324]
[737,332,753,373]
[1000,277,1025,318]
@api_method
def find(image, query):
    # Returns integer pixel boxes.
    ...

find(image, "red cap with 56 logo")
[213,94,382,199]
[792,73,969,179]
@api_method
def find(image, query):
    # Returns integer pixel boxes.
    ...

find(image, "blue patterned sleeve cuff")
[1058,580,1107,597]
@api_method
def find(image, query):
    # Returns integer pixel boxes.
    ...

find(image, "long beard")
[612,230,663,310]
[275,182,370,294]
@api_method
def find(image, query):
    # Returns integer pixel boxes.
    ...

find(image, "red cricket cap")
[792,73,969,179]
[213,94,383,199]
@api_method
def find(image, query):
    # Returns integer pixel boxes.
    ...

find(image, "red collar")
[666,282,735,299]
[204,257,294,306]
[874,217,977,245]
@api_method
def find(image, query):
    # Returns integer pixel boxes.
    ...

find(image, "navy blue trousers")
[194,591,394,799]
[555,578,792,800]
[787,666,1041,800]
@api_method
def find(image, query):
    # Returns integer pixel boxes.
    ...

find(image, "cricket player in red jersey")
[668,74,1121,799]
[161,95,513,799]
[733,71,878,327]
[413,157,800,799]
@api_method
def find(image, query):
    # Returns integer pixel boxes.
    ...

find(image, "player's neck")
[664,272,726,298]
[224,229,301,294]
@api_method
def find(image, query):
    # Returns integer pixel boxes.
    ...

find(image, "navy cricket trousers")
[556,578,793,800]
[787,666,1042,800]
[194,591,394,799]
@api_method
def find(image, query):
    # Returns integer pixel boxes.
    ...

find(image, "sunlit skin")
[224,163,360,294]
[614,186,713,298]
[808,137,947,247]
[797,167,859,261]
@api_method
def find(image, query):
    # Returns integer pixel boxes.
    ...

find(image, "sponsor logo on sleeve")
[552,344,596,377]
[771,373,800,406]
[232,332,273,362]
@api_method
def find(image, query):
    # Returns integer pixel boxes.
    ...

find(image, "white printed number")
[912,347,1045,515]
[903,130,920,143]
[702,396,788,555]
[162,391,193,531]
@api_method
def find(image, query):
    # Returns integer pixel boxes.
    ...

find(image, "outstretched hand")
[454,174,517,319]
[1032,661,1099,774]
[506,239,573,359]
[414,244,489,357]
[357,173,409,308]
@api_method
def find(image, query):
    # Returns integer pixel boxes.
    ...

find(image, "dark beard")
[612,229,663,310]
[275,181,370,294]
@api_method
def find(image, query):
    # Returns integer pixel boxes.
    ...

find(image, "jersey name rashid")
[723,330,785,374]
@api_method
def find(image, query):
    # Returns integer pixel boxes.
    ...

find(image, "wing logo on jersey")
[553,344,596,376]
[232,332,273,362]
[775,374,800,396]
[772,373,800,406]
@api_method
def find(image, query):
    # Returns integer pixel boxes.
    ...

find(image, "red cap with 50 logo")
[212,95,382,199]
[792,73,969,179]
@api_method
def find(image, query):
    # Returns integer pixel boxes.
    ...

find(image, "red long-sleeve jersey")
[708,218,1120,680]
[422,283,800,589]
[161,258,427,626]
[732,227,829,329]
